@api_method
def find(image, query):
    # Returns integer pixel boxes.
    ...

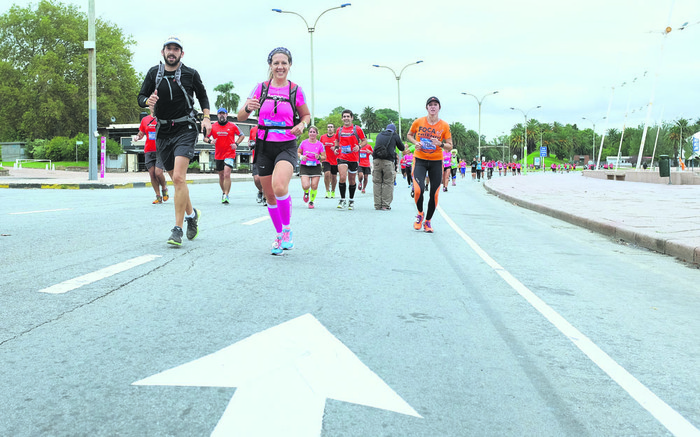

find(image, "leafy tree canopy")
[0,0,140,141]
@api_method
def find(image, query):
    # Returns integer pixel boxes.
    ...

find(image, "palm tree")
[360,106,380,134]
[668,118,690,160]
[213,82,240,113]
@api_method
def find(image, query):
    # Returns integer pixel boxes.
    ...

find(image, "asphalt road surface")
[2,176,699,436]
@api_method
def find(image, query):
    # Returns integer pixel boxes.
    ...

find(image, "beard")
[163,53,182,67]
[218,119,227,126]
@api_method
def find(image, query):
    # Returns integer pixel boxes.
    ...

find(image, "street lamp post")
[461,91,498,162]
[272,3,351,125]
[510,106,541,174]
[582,116,606,167]
[372,61,423,139]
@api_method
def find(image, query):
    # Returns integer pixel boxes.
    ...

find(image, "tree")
[0,0,141,140]
[448,122,468,158]
[213,82,240,113]
[360,106,381,134]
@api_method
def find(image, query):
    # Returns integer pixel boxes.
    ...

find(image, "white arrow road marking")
[133,313,421,437]
[9,208,71,215]
[38,255,162,294]
[438,205,700,437]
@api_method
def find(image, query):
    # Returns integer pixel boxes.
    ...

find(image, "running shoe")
[221,193,226,204]
[185,208,200,240]
[361,189,366,194]
[358,182,362,191]
[256,191,263,203]
[337,199,346,209]
[423,220,433,233]
[308,201,315,209]
[271,235,283,255]
[223,195,230,204]
[325,191,330,199]
[152,196,162,204]
[452,181,456,186]
[303,192,309,203]
[167,226,183,246]
[410,189,414,198]
[443,186,447,192]
[162,189,169,202]
[413,211,424,230]
[262,197,267,206]
[282,229,294,250]
[348,200,354,210]
[330,191,335,198]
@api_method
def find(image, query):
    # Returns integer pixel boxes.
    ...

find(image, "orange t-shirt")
[409,117,451,161]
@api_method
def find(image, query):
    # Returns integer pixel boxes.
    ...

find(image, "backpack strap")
[256,80,299,141]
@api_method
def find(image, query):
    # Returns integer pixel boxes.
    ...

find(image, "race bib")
[305,159,319,166]
[420,138,435,152]
[147,131,156,140]
[341,145,352,154]
[359,152,367,159]
[263,119,286,134]
[444,158,451,166]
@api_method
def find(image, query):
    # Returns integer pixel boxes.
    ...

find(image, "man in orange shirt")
[406,96,453,233]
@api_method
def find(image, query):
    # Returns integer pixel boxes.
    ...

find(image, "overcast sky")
[2,0,699,139]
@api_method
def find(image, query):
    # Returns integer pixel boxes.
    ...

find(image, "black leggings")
[412,158,442,221]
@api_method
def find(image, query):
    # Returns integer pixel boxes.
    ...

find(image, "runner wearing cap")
[406,96,453,233]
[138,35,210,246]
[205,107,244,204]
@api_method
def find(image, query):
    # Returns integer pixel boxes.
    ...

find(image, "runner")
[358,141,373,194]
[333,109,367,210]
[297,126,325,209]
[406,96,452,233]
[459,158,467,179]
[249,125,266,205]
[442,149,452,192]
[237,47,311,255]
[133,109,169,204]
[320,123,338,198]
[471,157,477,181]
[450,150,458,186]
[205,107,244,204]
[137,35,208,246]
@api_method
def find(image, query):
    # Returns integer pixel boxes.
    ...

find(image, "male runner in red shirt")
[333,109,367,210]
[320,122,338,199]
[205,107,244,204]
[133,109,169,204]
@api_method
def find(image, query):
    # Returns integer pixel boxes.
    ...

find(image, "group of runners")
[138,36,454,254]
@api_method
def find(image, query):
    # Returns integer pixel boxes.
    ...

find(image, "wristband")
[245,105,252,114]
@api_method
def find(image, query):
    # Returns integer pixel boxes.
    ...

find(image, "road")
[1,176,699,436]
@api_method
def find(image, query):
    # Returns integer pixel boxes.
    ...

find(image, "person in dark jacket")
[372,123,405,210]
[138,36,210,246]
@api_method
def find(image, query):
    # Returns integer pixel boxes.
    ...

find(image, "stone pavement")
[2,167,699,265]
[483,171,700,266]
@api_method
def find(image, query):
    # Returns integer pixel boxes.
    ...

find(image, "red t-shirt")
[333,125,366,163]
[209,122,243,160]
[320,134,337,165]
[359,144,373,167]
[139,115,158,153]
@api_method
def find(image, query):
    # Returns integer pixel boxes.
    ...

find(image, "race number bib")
[420,138,435,152]
[148,131,156,140]
[341,145,352,154]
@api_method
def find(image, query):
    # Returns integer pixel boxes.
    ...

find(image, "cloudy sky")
[2,0,699,139]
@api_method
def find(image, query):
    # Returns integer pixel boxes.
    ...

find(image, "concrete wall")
[583,170,700,185]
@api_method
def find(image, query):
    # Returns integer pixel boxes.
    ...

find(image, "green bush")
[188,161,200,169]
[45,136,72,161]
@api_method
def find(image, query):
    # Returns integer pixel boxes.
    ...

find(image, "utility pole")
[86,0,98,180]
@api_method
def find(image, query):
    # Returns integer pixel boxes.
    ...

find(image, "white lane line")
[438,205,700,437]
[9,208,71,215]
[39,255,162,295]
[243,216,269,226]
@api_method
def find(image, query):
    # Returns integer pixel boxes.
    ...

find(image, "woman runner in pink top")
[238,47,311,255]
[297,126,325,209]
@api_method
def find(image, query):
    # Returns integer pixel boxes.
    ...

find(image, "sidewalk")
[0,167,249,189]
[484,172,700,265]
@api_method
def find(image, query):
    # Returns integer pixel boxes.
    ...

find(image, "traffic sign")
[540,146,547,157]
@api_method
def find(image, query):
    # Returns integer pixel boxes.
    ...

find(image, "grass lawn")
[1,161,88,169]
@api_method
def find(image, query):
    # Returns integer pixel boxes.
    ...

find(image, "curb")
[483,182,700,265]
